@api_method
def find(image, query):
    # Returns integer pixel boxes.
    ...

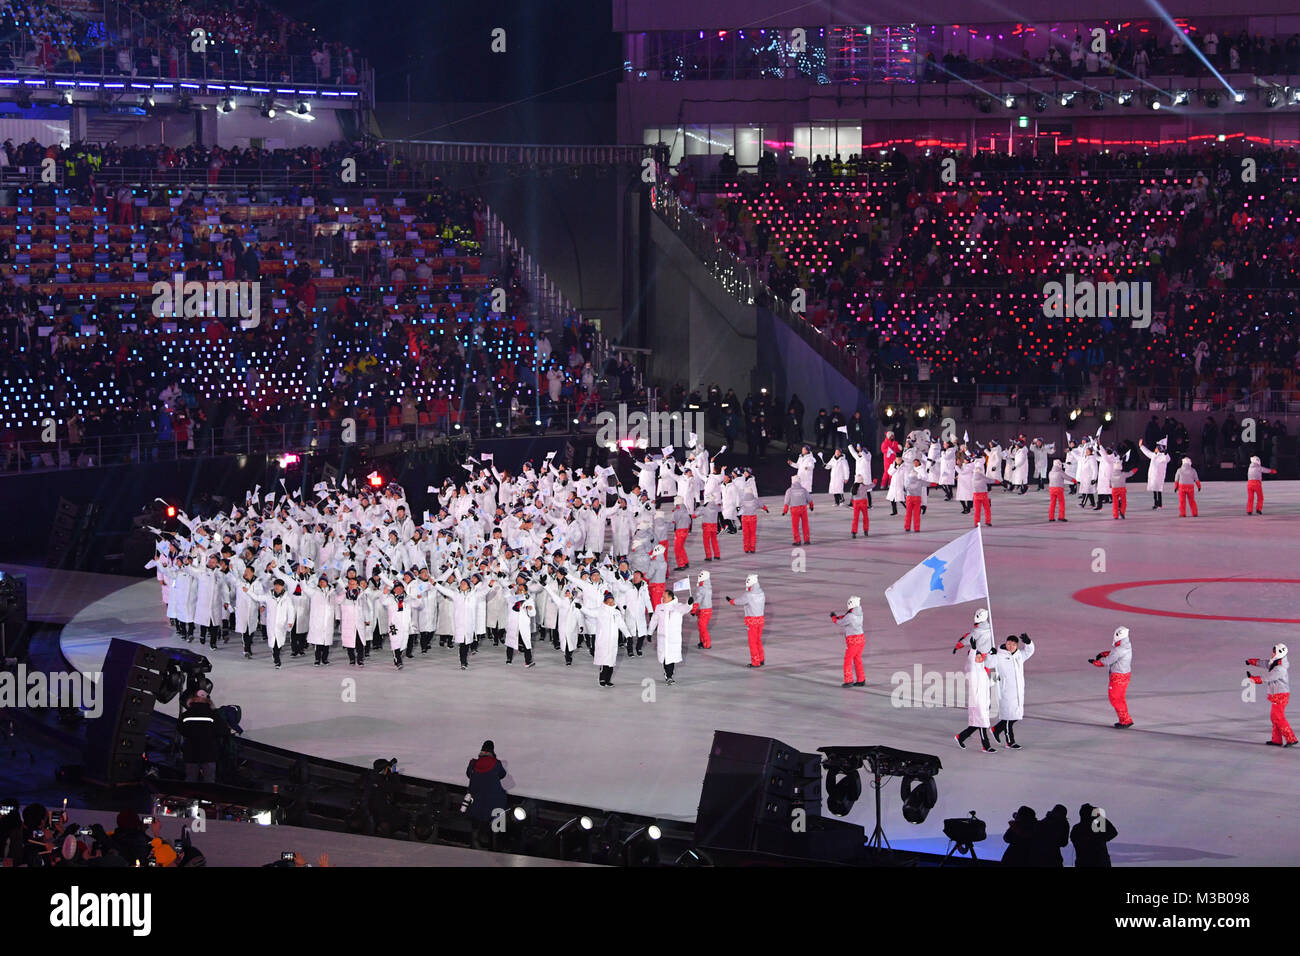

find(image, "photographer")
[361,758,407,836]
[465,740,508,850]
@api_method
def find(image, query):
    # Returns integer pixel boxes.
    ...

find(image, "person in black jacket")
[465,740,509,850]
[1070,803,1118,867]
[1032,803,1069,866]
[1001,805,1037,865]
[179,690,225,782]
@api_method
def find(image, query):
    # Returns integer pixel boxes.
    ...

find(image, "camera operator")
[361,758,407,836]
[180,689,227,783]
[465,740,509,851]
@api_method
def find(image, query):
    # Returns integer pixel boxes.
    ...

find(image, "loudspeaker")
[695,732,828,854]
[84,639,166,785]
[0,571,29,662]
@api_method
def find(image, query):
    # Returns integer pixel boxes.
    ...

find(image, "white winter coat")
[1139,444,1169,490]
[993,640,1036,721]
[965,649,992,728]
[650,598,690,665]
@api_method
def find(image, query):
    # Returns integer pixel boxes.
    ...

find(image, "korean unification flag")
[885,527,989,625]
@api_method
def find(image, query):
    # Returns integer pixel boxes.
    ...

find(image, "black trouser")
[1152,490,1163,507]
[346,645,361,664]
[833,493,844,506]
[459,643,470,666]
[314,645,326,663]
[393,648,404,666]
[664,662,675,680]
[440,633,453,648]
[371,624,383,649]
[993,719,1017,743]
[506,644,533,665]
[242,632,253,654]
[294,630,308,655]
[272,644,282,665]
[420,631,433,652]
[958,726,992,748]
[564,648,573,665]
[1036,476,1045,491]
[599,665,614,684]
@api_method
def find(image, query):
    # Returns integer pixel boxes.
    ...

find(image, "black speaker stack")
[83,639,169,786]
[695,730,866,863]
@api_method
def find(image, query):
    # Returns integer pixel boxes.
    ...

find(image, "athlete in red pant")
[727,574,766,667]
[830,595,866,687]
[782,476,813,545]
[673,527,690,569]
[1091,626,1134,727]
[690,570,714,648]
[850,481,870,537]
[1048,461,1068,522]
[971,491,991,526]
[1173,457,1200,517]
[1247,644,1296,746]
[700,512,721,560]
[647,545,667,608]
[1246,456,1276,515]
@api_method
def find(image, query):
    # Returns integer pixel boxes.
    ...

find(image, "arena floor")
[60,481,1300,865]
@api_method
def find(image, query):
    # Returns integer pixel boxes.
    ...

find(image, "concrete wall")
[757,307,873,429]
[646,210,757,392]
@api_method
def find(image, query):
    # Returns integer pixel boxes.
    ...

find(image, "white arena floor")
[60,481,1300,865]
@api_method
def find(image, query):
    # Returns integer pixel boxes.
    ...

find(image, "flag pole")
[977,523,994,638]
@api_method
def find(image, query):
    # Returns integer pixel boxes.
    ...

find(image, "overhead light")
[1292,88,1300,104]
[1232,91,1246,103]
[1144,92,1161,110]
[1263,89,1278,108]
[1058,92,1074,107]
[1172,90,1189,105]
[61,89,74,105]
[1116,91,1133,106]
[296,100,311,114]
[1003,94,1015,109]
[217,97,236,113]
[260,97,277,118]
[138,93,155,110]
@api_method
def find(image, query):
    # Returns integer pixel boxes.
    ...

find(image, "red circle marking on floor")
[1072,578,1300,624]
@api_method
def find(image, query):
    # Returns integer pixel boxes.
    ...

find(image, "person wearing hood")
[1245,455,1277,515]
[992,633,1035,748]
[879,431,901,488]
[782,474,814,545]
[1001,806,1037,865]
[1173,457,1201,517]
[646,544,668,607]
[671,497,693,570]
[1047,459,1069,522]
[650,589,691,684]
[903,457,926,531]
[1070,804,1118,866]
[698,494,722,562]
[1246,643,1295,746]
[830,595,866,687]
[1137,438,1170,509]
[690,569,713,648]
[1105,453,1139,520]
[465,741,509,849]
[738,484,768,554]
[970,454,995,527]
[1091,626,1134,727]
[1032,804,1069,866]
[850,479,871,538]
[727,574,766,667]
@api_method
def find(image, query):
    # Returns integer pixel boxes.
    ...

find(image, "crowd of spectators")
[0,138,629,468]
[677,145,1300,409]
[0,0,362,85]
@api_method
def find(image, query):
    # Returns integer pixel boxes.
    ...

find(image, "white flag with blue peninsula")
[885,527,990,625]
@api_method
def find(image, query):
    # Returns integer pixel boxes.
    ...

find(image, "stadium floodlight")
[1232,90,1246,104]
[1033,94,1047,113]
[1144,92,1161,110]
[1263,89,1278,108]
[296,100,311,114]
[1292,88,1300,105]
[1003,94,1015,109]
[61,89,74,105]
[1058,92,1074,107]
[217,97,236,113]
[1172,90,1189,105]
[1116,90,1133,106]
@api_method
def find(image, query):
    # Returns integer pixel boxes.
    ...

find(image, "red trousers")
[879,460,894,488]
[972,492,990,526]
[695,607,712,648]
[904,495,922,531]
[745,615,765,665]
[1108,672,1132,725]
[648,582,666,609]
[843,634,865,683]
[1247,479,1264,513]
[673,528,690,568]
[1268,692,1297,744]
[1049,486,1065,519]
[741,515,757,552]
[1177,485,1198,516]
[702,522,720,559]
[788,505,810,543]
[1111,487,1127,517]
[851,499,869,533]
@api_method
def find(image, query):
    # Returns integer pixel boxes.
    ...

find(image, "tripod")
[865,763,890,850]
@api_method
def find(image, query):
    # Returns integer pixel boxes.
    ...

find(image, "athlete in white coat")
[246,577,296,668]
[992,633,1035,748]
[305,576,336,665]
[1138,438,1170,509]
[581,591,630,687]
[825,449,851,505]
[789,446,816,494]
[503,582,537,667]
[955,644,996,753]
[649,590,691,683]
